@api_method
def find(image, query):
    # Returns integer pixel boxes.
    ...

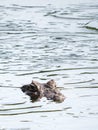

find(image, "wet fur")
[21,80,65,103]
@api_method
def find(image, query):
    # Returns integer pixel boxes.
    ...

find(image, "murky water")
[0,0,98,129]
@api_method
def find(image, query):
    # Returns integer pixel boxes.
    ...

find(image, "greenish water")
[0,0,98,129]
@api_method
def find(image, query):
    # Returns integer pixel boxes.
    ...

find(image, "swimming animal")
[21,79,65,103]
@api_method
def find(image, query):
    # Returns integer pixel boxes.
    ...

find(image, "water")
[0,0,98,129]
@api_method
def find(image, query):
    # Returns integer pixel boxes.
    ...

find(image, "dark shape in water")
[21,80,65,103]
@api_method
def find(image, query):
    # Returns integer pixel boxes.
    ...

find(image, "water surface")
[0,0,98,130]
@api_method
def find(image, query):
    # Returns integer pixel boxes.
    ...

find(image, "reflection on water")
[0,0,98,129]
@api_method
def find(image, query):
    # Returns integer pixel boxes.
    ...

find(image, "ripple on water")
[0,86,70,116]
[0,65,97,117]
[0,1,98,129]
[85,20,98,31]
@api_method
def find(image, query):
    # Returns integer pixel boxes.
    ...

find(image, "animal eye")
[30,84,38,91]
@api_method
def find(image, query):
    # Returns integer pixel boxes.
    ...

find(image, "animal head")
[46,79,56,89]
[21,80,42,101]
